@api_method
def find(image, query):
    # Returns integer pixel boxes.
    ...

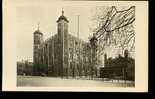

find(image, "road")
[17,76,134,87]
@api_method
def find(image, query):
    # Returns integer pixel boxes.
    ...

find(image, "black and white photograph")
[3,0,148,92]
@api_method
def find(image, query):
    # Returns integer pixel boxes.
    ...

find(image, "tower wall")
[57,19,69,77]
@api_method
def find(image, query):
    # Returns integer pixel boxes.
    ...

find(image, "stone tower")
[33,25,43,76]
[56,9,69,77]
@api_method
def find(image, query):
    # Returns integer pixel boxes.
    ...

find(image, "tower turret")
[56,9,69,77]
[104,53,107,67]
[34,23,43,45]
[33,24,43,75]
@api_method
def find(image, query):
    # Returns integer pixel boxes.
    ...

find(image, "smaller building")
[17,60,33,76]
[100,50,135,81]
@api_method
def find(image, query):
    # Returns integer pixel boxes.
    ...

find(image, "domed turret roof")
[34,23,43,35]
[34,30,43,35]
[57,9,69,23]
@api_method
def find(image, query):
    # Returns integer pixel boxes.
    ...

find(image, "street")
[17,76,134,87]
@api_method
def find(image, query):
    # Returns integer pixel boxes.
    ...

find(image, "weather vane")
[62,8,64,15]
[37,22,40,30]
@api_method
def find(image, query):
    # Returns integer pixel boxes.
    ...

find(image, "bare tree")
[90,6,135,57]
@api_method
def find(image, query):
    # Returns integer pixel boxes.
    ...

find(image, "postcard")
[2,0,148,92]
